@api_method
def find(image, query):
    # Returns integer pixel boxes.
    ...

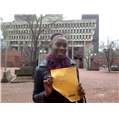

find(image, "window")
[74,23,76,27]
[65,30,67,33]
[68,29,70,33]
[71,35,72,39]
[59,30,61,33]
[68,35,70,39]
[59,24,61,27]
[68,23,70,27]
[48,35,50,39]
[62,24,64,27]
[80,29,82,33]
[89,23,91,27]
[65,24,67,27]
[24,36,26,39]
[83,35,84,39]
[89,35,91,39]
[89,29,91,33]
[74,35,75,39]
[80,35,81,39]
[68,41,72,45]
[74,29,75,33]
[86,23,88,27]
[54,24,55,28]
[77,35,78,39]
[86,29,88,33]
[71,23,73,27]
[83,23,85,27]
[48,30,50,34]
[92,23,95,27]
[62,30,64,33]
[77,23,79,27]
[56,24,58,28]
[80,23,82,27]
[83,29,85,33]
[71,29,73,33]
[86,35,88,39]
[77,29,79,33]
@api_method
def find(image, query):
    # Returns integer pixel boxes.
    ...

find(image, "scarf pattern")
[46,54,71,73]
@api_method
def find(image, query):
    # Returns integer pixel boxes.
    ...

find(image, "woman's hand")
[43,76,53,98]
[78,83,85,100]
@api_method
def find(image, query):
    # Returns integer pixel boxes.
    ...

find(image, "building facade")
[1,14,98,68]
[82,14,99,53]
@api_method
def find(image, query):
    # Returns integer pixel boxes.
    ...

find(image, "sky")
[0,0,119,43]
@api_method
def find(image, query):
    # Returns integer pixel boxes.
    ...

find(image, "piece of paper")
[51,67,80,102]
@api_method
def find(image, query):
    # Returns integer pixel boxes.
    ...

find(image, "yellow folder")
[51,67,80,102]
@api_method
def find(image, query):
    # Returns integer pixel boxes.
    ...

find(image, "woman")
[33,33,86,103]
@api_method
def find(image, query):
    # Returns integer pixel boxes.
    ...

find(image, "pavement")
[0,67,119,103]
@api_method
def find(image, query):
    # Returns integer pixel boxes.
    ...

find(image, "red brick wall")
[73,59,79,68]
[90,57,119,67]
[1,51,26,67]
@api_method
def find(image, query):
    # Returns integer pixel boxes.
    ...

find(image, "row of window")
[4,28,92,35]
[2,22,95,29]
[11,41,85,46]
[68,41,84,45]
[7,34,91,40]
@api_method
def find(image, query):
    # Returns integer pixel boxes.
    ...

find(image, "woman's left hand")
[78,83,85,100]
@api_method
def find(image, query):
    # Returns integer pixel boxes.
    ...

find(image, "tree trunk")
[32,60,36,79]
[29,60,32,69]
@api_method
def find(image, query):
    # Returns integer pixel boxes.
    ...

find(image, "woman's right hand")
[43,76,53,98]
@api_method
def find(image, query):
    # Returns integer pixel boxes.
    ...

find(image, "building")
[82,14,99,53]
[1,14,98,68]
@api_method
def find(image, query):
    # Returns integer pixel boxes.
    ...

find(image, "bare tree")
[17,14,62,78]
[83,43,94,68]
[74,47,84,60]
[99,37,119,72]
[73,43,94,68]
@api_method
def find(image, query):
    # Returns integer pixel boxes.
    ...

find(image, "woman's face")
[50,37,68,62]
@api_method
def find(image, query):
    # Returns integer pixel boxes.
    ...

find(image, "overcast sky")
[0,0,119,42]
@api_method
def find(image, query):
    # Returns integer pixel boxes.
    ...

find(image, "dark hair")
[50,33,64,41]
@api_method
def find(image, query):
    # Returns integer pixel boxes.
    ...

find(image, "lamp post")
[40,50,42,64]
[39,50,46,64]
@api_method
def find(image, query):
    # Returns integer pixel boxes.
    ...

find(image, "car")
[111,65,119,68]
[111,65,119,71]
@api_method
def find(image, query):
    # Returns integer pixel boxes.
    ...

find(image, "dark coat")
[32,59,83,103]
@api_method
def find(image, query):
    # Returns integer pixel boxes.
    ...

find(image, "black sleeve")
[32,67,50,103]
[75,64,86,103]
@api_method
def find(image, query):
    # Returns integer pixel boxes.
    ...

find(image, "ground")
[0,67,119,103]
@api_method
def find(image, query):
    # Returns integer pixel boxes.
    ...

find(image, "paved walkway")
[0,67,119,103]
